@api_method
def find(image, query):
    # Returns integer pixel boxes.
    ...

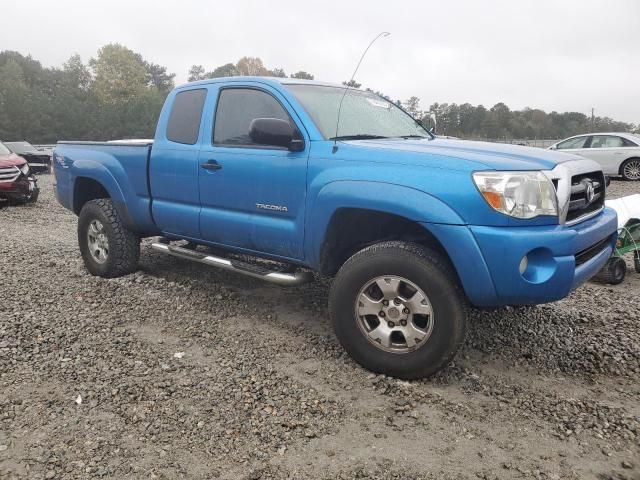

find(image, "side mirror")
[249,118,303,151]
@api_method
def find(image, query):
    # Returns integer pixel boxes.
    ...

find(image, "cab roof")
[177,76,345,90]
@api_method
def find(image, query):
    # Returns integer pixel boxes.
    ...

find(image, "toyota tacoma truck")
[52,77,617,379]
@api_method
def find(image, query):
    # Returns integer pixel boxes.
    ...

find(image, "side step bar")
[150,242,313,286]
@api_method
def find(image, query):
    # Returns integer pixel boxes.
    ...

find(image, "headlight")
[20,164,29,175]
[472,171,557,219]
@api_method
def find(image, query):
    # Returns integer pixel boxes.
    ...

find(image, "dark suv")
[4,141,51,174]
[0,141,39,205]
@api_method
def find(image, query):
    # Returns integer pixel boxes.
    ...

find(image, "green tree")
[188,65,206,82]
[209,63,238,78]
[403,96,422,119]
[342,79,361,88]
[291,71,314,80]
[89,44,148,104]
[269,67,287,78]
[0,59,32,140]
[145,62,175,93]
[63,54,92,91]
[235,57,268,76]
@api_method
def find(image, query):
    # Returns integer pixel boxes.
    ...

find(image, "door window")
[213,88,294,147]
[166,89,207,145]
[556,136,589,149]
[589,135,626,149]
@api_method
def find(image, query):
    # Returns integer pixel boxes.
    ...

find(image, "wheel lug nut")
[403,308,410,314]
[387,321,395,328]
[394,298,402,305]
[382,300,389,306]
[379,311,385,317]
[400,320,407,326]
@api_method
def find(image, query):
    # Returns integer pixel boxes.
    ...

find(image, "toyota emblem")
[585,180,595,204]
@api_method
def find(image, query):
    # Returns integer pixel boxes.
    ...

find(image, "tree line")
[0,44,636,144]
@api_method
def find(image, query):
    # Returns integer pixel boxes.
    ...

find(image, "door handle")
[201,161,222,171]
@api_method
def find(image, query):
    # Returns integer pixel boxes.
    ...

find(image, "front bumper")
[0,175,38,201]
[425,207,618,307]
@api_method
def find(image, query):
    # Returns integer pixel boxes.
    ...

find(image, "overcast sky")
[2,0,638,123]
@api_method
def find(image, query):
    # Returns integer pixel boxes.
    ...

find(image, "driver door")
[197,84,309,260]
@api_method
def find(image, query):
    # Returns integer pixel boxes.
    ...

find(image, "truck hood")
[347,137,582,171]
[0,153,27,168]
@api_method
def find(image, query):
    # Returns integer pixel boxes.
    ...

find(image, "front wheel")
[78,199,140,278]
[329,242,467,380]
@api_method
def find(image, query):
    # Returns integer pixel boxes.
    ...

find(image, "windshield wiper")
[396,134,429,139]
[329,134,389,141]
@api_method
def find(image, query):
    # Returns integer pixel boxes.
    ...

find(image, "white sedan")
[549,132,640,180]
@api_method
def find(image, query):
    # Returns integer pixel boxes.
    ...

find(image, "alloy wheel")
[355,276,434,354]
[623,160,640,180]
[87,219,109,264]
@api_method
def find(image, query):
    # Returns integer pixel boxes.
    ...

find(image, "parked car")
[4,141,51,174]
[0,141,39,204]
[33,144,56,157]
[53,77,617,379]
[548,132,640,180]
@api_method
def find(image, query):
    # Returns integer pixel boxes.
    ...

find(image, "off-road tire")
[634,252,640,274]
[329,241,467,380]
[78,199,140,278]
[593,256,626,285]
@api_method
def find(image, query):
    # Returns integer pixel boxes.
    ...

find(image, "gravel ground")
[1,176,639,480]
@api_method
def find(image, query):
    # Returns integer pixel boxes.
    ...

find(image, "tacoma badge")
[256,203,288,212]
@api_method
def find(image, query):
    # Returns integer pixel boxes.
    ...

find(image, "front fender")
[305,180,465,267]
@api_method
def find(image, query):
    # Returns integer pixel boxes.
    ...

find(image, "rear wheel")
[78,199,140,278]
[621,158,640,181]
[593,256,626,285]
[329,242,467,379]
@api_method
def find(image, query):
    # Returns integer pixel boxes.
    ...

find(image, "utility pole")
[591,108,595,131]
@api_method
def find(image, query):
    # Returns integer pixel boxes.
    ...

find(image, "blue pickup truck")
[53,77,617,379]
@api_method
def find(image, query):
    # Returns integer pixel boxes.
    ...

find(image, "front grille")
[566,171,605,222]
[24,153,51,164]
[0,166,20,183]
[575,235,612,266]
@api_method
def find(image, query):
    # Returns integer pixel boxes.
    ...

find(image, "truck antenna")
[332,31,391,154]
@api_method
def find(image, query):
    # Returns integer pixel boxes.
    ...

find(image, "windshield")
[6,141,37,154]
[0,142,11,155]
[287,84,430,140]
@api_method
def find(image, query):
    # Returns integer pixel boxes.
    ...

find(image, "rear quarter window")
[166,89,207,145]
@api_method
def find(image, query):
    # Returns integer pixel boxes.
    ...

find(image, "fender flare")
[71,159,132,226]
[305,180,465,267]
